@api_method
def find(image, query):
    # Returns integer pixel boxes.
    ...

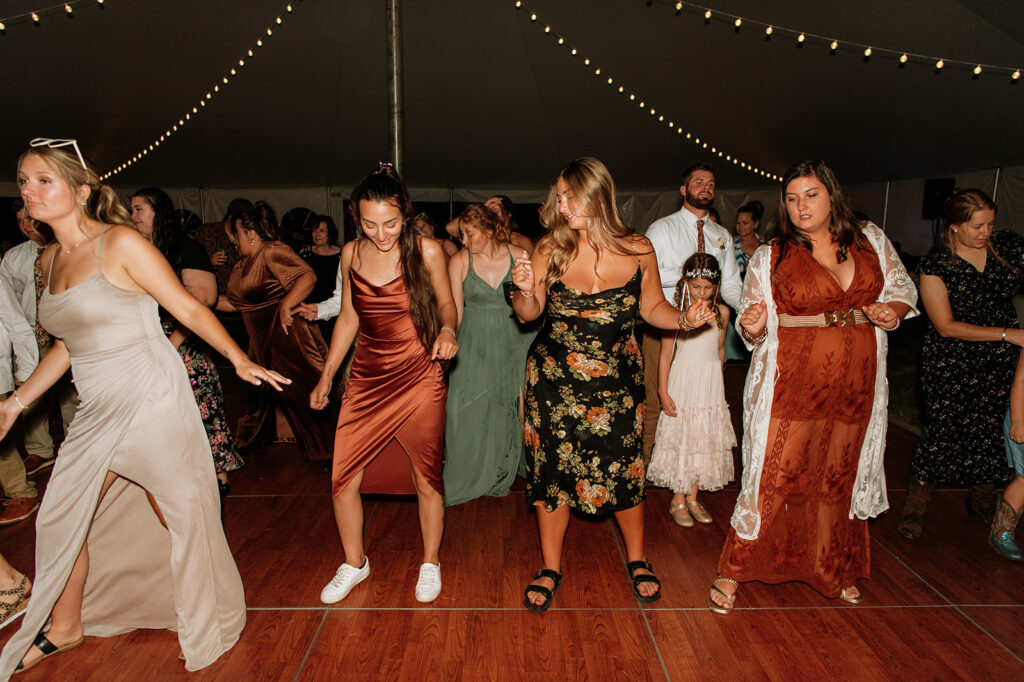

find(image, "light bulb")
[974,65,982,75]
[936,59,944,69]
[765,26,773,35]
[797,34,805,43]
[65,4,72,14]
[900,53,908,63]
[864,47,872,57]
[675,2,682,10]
[1014,70,1021,80]
[704,10,711,19]
[830,40,838,50]
[734,18,741,27]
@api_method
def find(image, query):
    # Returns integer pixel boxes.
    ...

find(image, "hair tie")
[373,161,395,175]
[29,138,87,170]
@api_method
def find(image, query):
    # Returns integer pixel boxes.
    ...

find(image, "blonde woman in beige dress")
[0,141,288,678]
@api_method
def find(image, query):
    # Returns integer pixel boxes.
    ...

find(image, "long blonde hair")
[18,147,131,227]
[540,157,642,287]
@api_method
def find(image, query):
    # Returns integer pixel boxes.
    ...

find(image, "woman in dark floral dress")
[511,158,712,611]
[898,188,1024,538]
[131,188,243,498]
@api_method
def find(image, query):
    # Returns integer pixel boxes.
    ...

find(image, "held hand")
[431,328,458,361]
[235,360,291,392]
[294,303,319,322]
[309,377,331,410]
[279,302,296,336]
[0,399,20,441]
[511,252,535,294]
[683,299,713,329]
[1011,421,1024,444]
[211,250,227,266]
[862,302,899,329]
[739,300,768,337]
[659,391,677,417]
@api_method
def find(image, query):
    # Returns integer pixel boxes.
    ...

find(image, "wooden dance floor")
[1,365,1022,680]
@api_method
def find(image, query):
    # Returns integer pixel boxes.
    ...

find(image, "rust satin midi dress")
[718,244,882,598]
[331,269,446,497]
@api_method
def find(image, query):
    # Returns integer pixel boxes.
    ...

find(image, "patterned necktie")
[696,219,705,253]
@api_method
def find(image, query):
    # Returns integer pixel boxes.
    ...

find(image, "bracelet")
[440,326,457,338]
[740,326,768,345]
[519,289,535,299]
[882,317,901,332]
[677,310,695,331]
[1003,326,1008,341]
[11,392,27,411]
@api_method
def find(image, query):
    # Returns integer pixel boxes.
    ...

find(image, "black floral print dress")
[912,230,1024,484]
[524,267,646,515]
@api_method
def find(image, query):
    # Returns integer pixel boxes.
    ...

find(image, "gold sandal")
[707,576,738,614]
[839,587,864,604]
[686,500,713,524]
[669,503,694,527]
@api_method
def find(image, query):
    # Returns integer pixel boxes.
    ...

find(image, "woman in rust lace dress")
[708,160,918,613]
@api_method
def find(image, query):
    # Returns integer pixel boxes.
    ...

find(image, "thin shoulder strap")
[45,247,59,288]
[96,225,111,271]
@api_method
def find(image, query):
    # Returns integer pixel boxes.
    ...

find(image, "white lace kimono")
[730,223,919,540]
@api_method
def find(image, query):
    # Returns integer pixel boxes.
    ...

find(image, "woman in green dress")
[443,204,536,505]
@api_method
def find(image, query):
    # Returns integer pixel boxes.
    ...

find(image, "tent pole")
[386,0,405,177]
[993,166,1002,202]
[881,180,890,231]
[448,183,454,220]
[199,185,205,223]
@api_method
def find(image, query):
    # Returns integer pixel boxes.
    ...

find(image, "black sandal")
[15,631,85,673]
[523,568,562,612]
[626,560,662,603]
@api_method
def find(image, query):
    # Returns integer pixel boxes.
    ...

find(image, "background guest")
[130,187,243,498]
[443,203,534,506]
[300,215,342,341]
[218,206,336,462]
[484,195,534,254]
[898,189,1024,539]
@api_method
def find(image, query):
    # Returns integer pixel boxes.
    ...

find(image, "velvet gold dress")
[331,269,446,497]
[227,242,335,461]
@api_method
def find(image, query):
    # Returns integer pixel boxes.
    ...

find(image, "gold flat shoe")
[669,503,694,527]
[687,500,713,524]
[839,587,864,604]
[707,576,738,614]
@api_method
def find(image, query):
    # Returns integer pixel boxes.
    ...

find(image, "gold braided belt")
[776,308,869,328]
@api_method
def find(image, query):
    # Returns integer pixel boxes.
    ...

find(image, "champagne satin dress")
[331,269,446,497]
[0,232,245,678]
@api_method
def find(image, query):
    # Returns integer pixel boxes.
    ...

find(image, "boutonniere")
[715,237,726,249]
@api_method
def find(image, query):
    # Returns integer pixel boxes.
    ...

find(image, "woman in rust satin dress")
[220,206,336,462]
[310,164,458,604]
[708,160,917,613]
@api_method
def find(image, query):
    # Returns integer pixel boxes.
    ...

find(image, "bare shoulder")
[533,235,555,258]
[718,303,731,320]
[624,233,654,254]
[417,234,442,258]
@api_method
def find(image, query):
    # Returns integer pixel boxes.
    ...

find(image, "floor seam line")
[292,608,328,682]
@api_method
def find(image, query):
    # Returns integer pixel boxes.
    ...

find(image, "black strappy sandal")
[523,568,562,612]
[626,560,662,603]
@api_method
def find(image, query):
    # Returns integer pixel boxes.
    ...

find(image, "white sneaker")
[414,562,442,603]
[320,556,370,604]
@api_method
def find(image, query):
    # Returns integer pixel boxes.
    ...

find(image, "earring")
[952,229,958,233]
[77,199,86,206]
[249,238,255,246]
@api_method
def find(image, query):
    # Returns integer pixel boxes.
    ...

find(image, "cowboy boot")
[966,483,997,524]
[897,479,936,540]
[988,496,1023,561]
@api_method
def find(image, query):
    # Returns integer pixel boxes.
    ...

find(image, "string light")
[514,3,780,182]
[101,1,301,179]
[664,1,1023,82]
[0,0,125,33]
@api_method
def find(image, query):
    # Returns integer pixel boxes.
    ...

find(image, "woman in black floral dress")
[131,188,243,498]
[899,189,1024,539]
[511,158,712,610]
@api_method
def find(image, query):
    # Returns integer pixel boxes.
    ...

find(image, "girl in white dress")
[648,253,736,527]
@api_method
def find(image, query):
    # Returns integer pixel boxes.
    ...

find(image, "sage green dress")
[443,248,536,506]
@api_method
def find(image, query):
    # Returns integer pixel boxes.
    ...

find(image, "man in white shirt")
[0,276,41,525]
[642,163,742,459]
[0,201,69,476]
